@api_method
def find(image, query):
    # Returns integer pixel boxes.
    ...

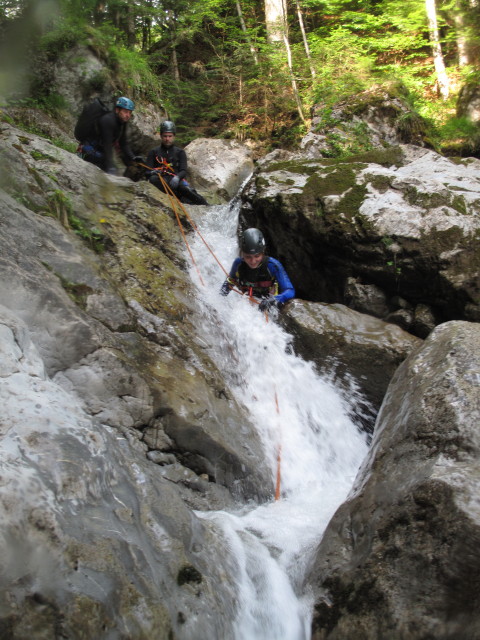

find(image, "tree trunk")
[171,46,180,83]
[264,0,306,123]
[295,0,315,79]
[235,0,258,64]
[425,0,450,99]
[125,3,136,49]
[454,0,475,66]
[264,0,285,43]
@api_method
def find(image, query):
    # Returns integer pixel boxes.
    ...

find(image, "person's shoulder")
[266,256,282,268]
[100,110,115,122]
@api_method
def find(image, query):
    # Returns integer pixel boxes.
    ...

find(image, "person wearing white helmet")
[78,96,143,175]
[145,120,209,205]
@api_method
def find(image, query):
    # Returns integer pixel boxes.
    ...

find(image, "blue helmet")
[116,96,135,111]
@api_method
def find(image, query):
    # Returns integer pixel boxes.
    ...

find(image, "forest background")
[1,0,480,156]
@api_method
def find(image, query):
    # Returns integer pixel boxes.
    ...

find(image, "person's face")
[117,108,133,123]
[243,252,264,269]
[161,132,175,147]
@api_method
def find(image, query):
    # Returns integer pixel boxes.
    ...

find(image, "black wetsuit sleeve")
[98,112,117,172]
[176,148,187,180]
[119,125,134,163]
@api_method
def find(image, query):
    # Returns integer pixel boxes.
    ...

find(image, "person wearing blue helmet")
[79,96,143,175]
[220,228,295,312]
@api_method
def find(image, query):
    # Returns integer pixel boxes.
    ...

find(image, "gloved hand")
[258,295,278,312]
[169,175,180,189]
[220,280,231,296]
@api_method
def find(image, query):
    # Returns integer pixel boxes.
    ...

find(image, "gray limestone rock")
[309,321,480,640]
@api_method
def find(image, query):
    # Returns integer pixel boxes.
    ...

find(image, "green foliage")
[309,28,375,107]
[109,46,162,101]
[2,0,480,153]
[38,17,81,59]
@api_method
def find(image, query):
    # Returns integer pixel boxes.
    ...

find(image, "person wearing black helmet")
[220,228,295,311]
[145,120,209,205]
[79,96,143,175]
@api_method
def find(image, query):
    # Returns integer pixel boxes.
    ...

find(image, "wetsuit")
[145,144,208,205]
[221,256,295,305]
[81,111,135,174]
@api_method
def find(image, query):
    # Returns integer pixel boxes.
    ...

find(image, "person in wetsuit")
[145,120,209,205]
[220,228,295,312]
[80,97,142,175]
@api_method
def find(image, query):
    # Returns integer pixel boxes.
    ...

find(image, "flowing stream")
[187,201,369,640]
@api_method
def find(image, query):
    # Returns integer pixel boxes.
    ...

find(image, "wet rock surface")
[283,300,422,422]
[309,321,480,640]
[0,121,270,636]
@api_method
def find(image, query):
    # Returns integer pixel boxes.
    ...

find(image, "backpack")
[74,98,110,142]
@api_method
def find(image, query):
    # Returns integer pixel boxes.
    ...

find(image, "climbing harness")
[155,156,176,176]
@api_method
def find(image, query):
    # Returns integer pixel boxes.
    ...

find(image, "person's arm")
[146,148,157,169]
[98,113,117,173]
[268,258,295,305]
[176,148,187,180]
[145,148,160,177]
[220,258,242,296]
[119,123,135,163]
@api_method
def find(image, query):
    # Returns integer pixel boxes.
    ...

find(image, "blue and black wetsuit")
[221,256,295,305]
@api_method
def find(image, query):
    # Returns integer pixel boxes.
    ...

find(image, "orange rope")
[274,388,282,501]
[137,161,259,300]
[137,161,279,497]
[157,172,205,287]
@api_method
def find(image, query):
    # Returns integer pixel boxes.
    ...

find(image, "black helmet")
[241,228,266,254]
[160,120,176,134]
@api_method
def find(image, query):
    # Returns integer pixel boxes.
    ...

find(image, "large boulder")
[185,137,254,201]
[301,86,428,158]
[240,144,480,335]
[0,305,242,639]
[283,300,422,420]
[309,320,480,639]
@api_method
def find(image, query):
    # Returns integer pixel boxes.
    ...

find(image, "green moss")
[57,276,93,309]
[343,146,404,167]
[264,160,319,175]
[30,149,59,162]
[450,195,468,215]
[366,173,392,192]
[304,166,358,199]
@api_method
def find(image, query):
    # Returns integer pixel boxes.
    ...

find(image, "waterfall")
[187,201,369,640]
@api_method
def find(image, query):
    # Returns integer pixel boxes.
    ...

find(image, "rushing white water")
[187,201,369,640]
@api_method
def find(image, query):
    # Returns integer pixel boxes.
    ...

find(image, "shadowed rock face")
[309,321,480,640]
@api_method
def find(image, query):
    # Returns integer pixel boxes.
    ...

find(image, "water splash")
[188,202,368,640]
